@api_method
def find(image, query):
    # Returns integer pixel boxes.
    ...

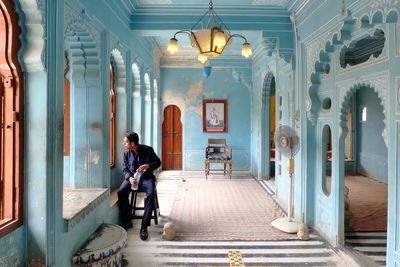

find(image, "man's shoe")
[140,227,148,240]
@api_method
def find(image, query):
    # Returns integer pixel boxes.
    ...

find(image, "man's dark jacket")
[122,144,161,181]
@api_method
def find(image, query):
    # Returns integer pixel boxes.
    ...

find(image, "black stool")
[130,187,159,225]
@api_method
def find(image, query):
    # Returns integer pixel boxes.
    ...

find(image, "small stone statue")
[297,223,310,240]
[162,222,176,241]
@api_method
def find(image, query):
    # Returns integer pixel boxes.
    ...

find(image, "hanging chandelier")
[167,0,252,63]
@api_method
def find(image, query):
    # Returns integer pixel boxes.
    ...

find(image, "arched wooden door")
[162,105,182,170]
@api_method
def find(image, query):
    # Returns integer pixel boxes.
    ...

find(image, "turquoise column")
[144,81,152,145]
[86,69,104,187]
[25,0,64,265]
[132,67,142,136]
[69,61,90,187]
[152,80,159,154]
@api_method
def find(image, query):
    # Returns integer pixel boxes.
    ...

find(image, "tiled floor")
[345,232,387,266]
[121,171,356,267]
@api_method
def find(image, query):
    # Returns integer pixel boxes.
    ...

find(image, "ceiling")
[129,0,294,9]
[123,0,299,66]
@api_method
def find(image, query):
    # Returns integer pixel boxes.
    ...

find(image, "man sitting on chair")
[119,131,161,240]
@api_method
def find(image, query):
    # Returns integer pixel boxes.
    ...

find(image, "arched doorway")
[261,73,276,180]
[162,105,182,170]
[339,85,388,266]
[0,0,24,237]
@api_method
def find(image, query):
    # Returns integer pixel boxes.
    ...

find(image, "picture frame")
[202,99,227,132]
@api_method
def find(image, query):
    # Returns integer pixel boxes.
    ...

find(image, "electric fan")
[271,125,300,233]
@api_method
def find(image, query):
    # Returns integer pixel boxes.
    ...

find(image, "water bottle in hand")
[131,171,143,191]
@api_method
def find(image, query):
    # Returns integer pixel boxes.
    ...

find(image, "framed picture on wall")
[203,99,227,132]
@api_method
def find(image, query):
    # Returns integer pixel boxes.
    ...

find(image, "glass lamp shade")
[190,28,232,58]
[198,54,208,63]
[241,42,252,58]
[167,38,179,54]
[202,66,212,78]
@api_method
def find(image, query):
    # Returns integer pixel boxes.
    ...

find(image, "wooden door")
[162,105,182,170]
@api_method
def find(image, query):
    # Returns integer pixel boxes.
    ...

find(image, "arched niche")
[260,71,276,180]
[322,124,332,196]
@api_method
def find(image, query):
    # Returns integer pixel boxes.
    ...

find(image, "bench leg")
[229,161,232,179]
[205,161,209,179]
[153,192,159,225]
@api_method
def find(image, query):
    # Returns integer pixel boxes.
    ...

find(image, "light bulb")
[198,54,208,63]
[241,42,252,58]
[167,38,179,54]
[213,29,226,48]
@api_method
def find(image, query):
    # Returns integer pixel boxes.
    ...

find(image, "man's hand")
[129,177,137,185]
[137,164,149,172]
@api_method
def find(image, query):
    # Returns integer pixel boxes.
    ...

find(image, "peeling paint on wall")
[83,149,100,170]
[162,81,214,117]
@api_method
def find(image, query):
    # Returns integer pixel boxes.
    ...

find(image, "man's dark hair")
[125,131,139,145]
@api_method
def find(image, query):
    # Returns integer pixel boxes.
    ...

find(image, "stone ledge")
[63,188,109,231]
[110,189,118,207]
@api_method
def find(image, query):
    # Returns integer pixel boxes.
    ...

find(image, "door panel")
[162,105,182,170]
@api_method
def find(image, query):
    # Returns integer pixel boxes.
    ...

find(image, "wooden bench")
[72,223,127,267]
[204,138,232,179]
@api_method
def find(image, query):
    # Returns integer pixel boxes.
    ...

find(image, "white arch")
[111,48,126,94]
[132,62,141,94]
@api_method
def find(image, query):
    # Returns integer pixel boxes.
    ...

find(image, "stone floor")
[121,171,372,267]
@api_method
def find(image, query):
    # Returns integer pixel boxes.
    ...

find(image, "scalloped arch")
[332,32,341,45]
[132,62,140,94]
[144,72,151,97]
[110,48,126,94]
[261,71,275,102]
[18,0,45,72]
[325,41,334,53]
[339,82,388,147]
[359,14,371,28]
[153,78,158,96]
[386,9,399,23]
[372,10,384,24]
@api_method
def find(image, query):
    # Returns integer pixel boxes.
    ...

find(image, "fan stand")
[271,158,300,233]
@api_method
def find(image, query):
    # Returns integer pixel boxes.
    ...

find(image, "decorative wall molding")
[337,73,389,147]
[232,68,252,90]
[18,0,46,72]
[253,37,294,66]
[64,3,101,50]
[336,27,388,74]
[306,4,400,124]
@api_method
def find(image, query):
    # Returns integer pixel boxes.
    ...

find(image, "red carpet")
[346,174,387,232]
[170,179,298,241]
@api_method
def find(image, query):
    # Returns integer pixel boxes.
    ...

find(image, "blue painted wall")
[356,87,388,183]
[160,67,251,170]
[2,0,400,266]
[0,227,25,266]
